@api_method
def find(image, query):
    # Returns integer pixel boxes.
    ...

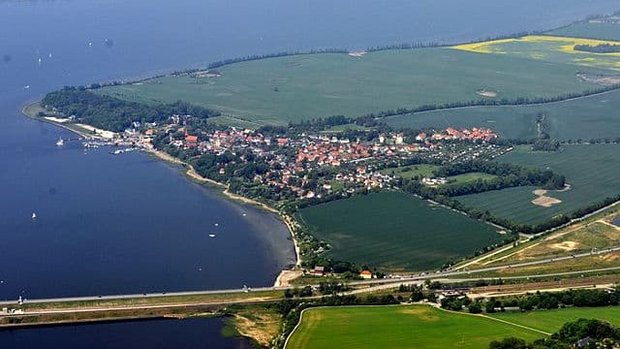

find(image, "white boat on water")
[56,137,64,147]
[31,212,37,220]
[209,234,216,238]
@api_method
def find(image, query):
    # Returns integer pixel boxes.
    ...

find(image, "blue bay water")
[0,317,251,349]
[1,0,619,347]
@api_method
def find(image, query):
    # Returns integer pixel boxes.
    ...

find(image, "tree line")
[574,43,620,53]
[491,319,620,348]
[42,88,218,132]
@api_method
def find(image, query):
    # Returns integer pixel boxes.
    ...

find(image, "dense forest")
[41,88,218,132]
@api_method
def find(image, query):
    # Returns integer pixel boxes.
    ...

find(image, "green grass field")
[386,88,620,141]
[447,172,498,185]
[298,191,502,271]
[98,48,602,126]
[457,144,620,225]
[286,305,542,349]
[549,20,620,41]
[380,164,440,179]
[491,307,620,334]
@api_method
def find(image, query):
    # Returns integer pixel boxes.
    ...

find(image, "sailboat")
[31,212,37,220]
[56,137,64,147]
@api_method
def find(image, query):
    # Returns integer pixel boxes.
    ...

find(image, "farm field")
[385,84,620,141]
[491,307,620,334]
[454,35,620,71]
[549,19,620,41]
[472,250,620,277]
[298,191,502,271]
[457,144,620,226]
[479,221,620,267]
[285,305,542,349]
[98,48,602,126]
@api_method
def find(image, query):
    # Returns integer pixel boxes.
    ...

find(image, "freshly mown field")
[454,35,620,71]
[386,84,620,141]
[98,48,602,126]
[549,21,620,41]
[491,307,620,334]
[298,191,502,271]
[447,172,497,185]
[380,164,440,179]
[286,305,542,349]
[457,144,620,225]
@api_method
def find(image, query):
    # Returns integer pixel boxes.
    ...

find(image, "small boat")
[214,223,219,227]
[208,234,216,238]
[242,213,247,217]
[56,137,64,147]
[31,212,37,220]
[24,85,30,89]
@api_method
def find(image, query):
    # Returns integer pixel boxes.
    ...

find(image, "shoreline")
[22,102,303,287]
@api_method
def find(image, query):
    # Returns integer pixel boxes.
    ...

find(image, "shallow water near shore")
[1,0,619,346]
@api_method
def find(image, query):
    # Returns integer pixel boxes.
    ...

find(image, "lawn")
[98,47,602,126]
[380,164,440,179]
[285,305,543,349]
[385,85,620,141]
[298,191,502,271]
[456,144,620,226]
[447,172,497,185]
[491,307,620,334]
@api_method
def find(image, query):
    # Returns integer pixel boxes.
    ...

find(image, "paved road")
[2,245,618,308]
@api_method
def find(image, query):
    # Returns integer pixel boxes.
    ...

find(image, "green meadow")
[491,307,620,334]
[98,48,601,126]
[298,191,502,271]
[286,305,542,349]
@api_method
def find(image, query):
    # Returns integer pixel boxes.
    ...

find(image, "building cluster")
[117,120,504,200]
[416,127,497,142]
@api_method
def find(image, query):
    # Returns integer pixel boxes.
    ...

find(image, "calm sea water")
[0,318,251,349]
[1,0,619,347]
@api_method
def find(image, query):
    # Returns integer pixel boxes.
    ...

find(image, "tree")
[468,301,482,314]
[489,337,530,349]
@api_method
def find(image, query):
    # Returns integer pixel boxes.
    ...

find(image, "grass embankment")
[286,305,543,349]
[98,47,602,126]
[17,290,283,312]
[456,144,620,226]
[298,191,503,271]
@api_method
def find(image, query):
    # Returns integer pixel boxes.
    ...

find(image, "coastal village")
[89,114,505,201]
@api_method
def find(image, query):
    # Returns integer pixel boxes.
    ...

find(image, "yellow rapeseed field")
[453,35,620,69]
[454,35,620,55]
